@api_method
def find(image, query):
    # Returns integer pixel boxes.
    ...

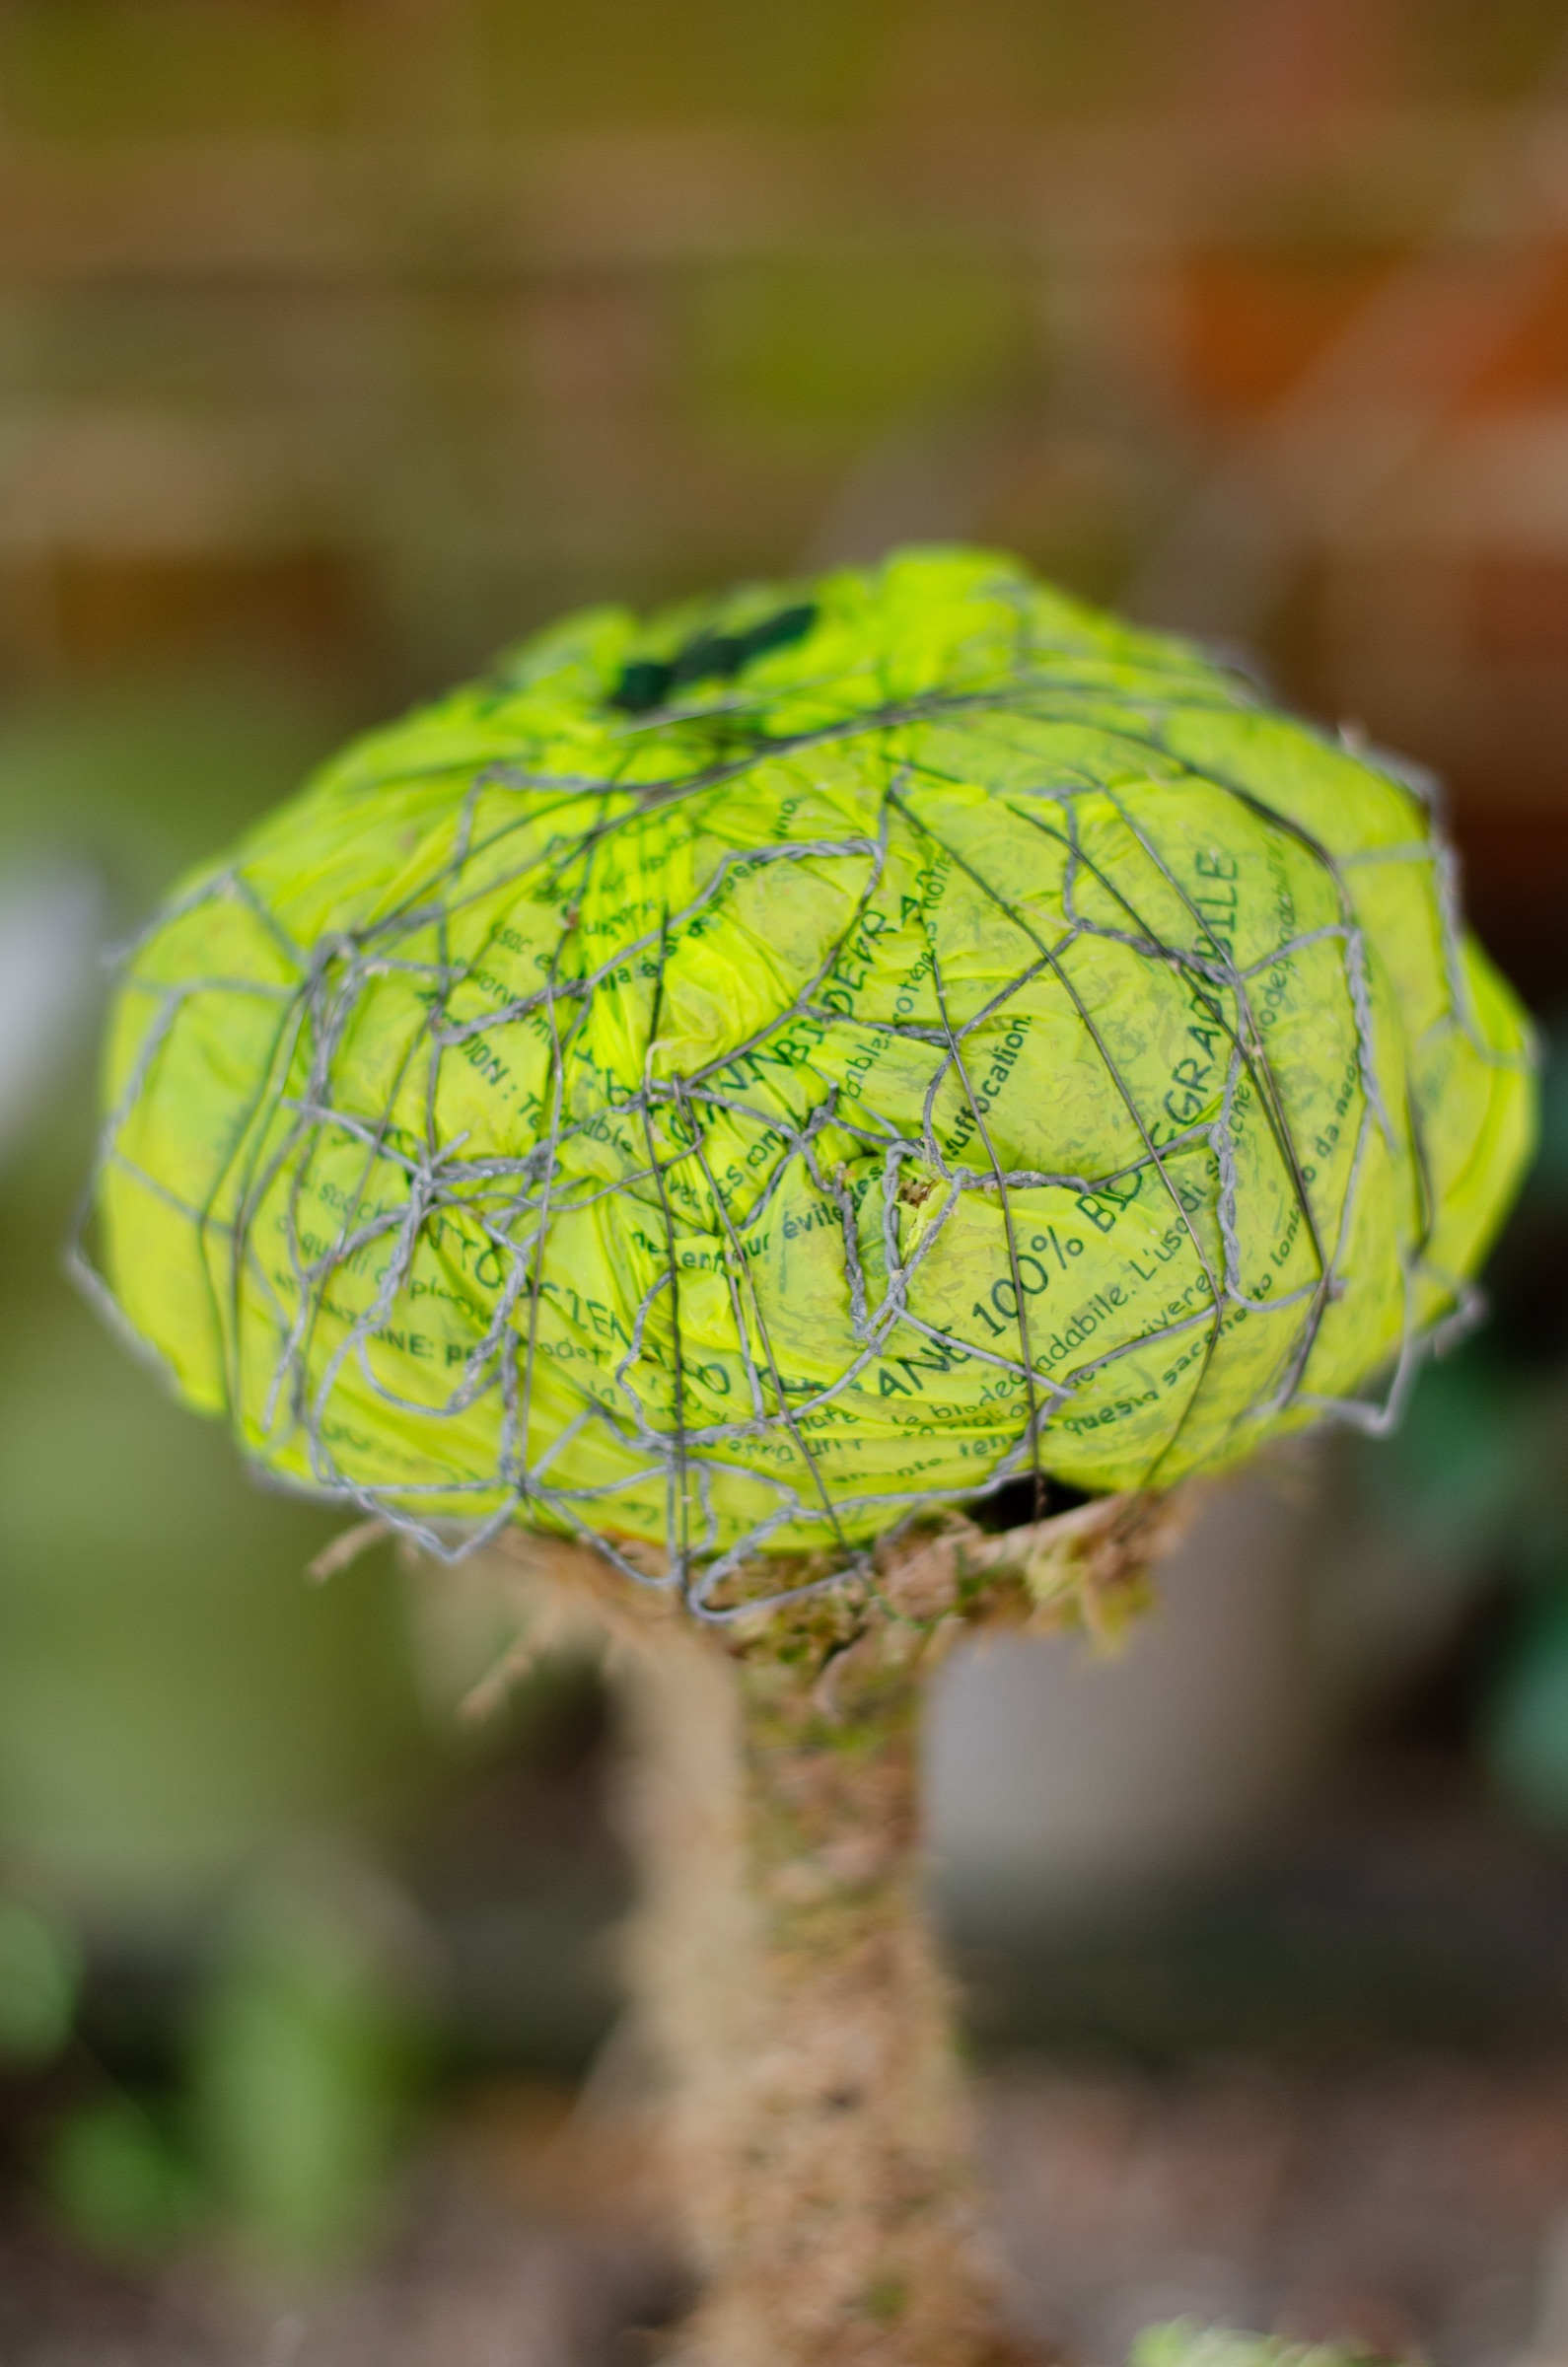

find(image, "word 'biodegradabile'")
[81,549,1535,1604]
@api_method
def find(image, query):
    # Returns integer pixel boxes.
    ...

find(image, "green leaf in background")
[1131,2322,1390,2367]
[0,1898,80,2066]
[1481,1575,1568,1833]
[46,2095,203,2261]
[190,1860,427,2269]
[1369,1343,1532,1557]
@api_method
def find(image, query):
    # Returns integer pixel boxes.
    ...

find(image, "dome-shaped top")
[82,548,1535,1599]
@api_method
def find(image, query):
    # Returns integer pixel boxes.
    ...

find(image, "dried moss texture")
[628,1617,1028,2366]
[494,1497,1176,2364]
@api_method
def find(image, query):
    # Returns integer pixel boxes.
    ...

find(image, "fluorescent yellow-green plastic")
[90,548,1536,1564]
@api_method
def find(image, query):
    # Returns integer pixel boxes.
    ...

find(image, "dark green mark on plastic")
[610,602,818,715]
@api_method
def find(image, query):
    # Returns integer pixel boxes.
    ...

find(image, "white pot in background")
[928,1465,1321,1926]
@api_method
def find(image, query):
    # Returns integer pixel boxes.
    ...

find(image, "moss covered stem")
[622,1614,1032,2367]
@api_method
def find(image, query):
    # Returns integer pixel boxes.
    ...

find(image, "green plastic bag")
[81,548,1535,1587]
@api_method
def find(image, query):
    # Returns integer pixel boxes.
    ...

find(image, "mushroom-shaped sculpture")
[79,549,1535,2365]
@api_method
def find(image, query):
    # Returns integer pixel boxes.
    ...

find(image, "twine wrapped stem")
[497,1494,1175,2363]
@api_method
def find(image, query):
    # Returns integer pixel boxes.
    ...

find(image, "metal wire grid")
[73,664,1522,1621]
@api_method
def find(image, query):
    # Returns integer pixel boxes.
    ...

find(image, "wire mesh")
[73,554,1534,1618]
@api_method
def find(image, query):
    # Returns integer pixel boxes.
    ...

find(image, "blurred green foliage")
[1132,2323,1388,2367]
[1484,1582,1568,1829]
[0,673,437,1920]
[0,668,445,2267]
[1339,1019,1568,1826]
[189,1861,426,2267]
[0,1335,430,1911]
[46,2094,203,2261]
[0,1899,80,2067]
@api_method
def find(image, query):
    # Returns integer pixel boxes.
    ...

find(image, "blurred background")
[6,2,1568,2360]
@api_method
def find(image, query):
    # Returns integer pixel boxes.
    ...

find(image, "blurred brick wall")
[2,0,1568,992]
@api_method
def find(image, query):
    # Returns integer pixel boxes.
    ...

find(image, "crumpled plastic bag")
[82,547,1536,1577]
